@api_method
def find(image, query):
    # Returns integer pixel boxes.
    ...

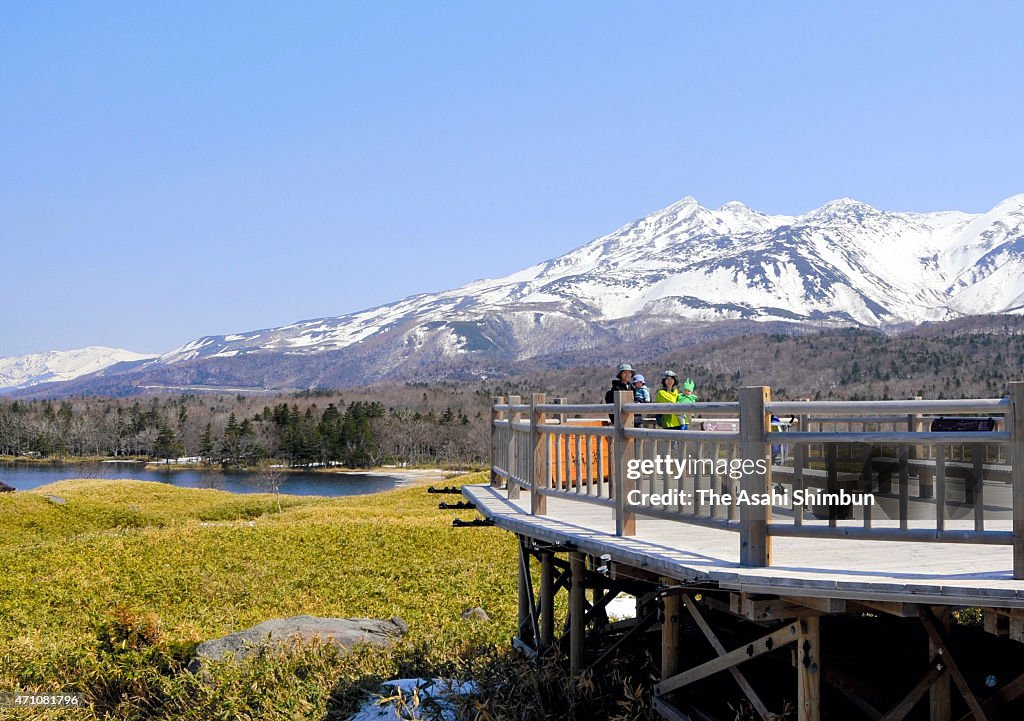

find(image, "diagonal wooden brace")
[955,667,1024,721]
[880,661,946,721]
[680,595,773,721]
[919,607,990,721]
[655,617,800,697]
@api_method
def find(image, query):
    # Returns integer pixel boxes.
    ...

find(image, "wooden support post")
[929,607,951,721]
[540,551,555,649]
[490,396,502,487]
[507,395,521,499]
[739,386,772,567]
[613,390,636,536]
[1011,382,1024,580]
[569,552,586,674]
[661,578,680,680]
[798,617,821,721]
[517,537,531,646]
[530,393,547,515]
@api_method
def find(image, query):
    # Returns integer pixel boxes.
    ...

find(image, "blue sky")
[3,2,1022,357]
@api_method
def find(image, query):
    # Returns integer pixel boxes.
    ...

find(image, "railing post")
[507,395,521,499]
[1011,382,1024,580]
[490,396,503,487]
[613,390,636,536]
[739,386,772,567]
[530,393,547,516]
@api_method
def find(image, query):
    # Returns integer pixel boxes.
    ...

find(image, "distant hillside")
[487,315,1024,403]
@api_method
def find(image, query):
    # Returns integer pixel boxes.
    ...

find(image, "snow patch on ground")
[345,678,474,721]
[605,594,637,620]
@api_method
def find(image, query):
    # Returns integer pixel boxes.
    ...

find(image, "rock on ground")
[460,606,489,622]
[192,615,408,666]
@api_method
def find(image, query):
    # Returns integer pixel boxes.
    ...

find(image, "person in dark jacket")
[605,363,640,423]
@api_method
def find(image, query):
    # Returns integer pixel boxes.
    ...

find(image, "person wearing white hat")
[604,363,640,422]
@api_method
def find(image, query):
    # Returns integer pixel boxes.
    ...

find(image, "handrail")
[624,401,741,413]
[488,385,1024,578]
[806,415,1005,424]
[769,399,1009,415]
[542,424,616,437]
[768,431,1011,444]
[536,403,611,414]
[626,427,742,442]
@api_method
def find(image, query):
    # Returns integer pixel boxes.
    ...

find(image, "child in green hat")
[676,378,698,428]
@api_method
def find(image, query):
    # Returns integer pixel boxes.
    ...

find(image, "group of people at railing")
[604,363,698,429]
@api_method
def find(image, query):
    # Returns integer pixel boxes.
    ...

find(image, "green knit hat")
[682,378,695,392]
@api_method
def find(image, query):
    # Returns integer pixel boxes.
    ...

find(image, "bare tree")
[252,463,288,512]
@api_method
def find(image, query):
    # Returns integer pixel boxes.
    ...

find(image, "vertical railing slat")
[936,444,946,533]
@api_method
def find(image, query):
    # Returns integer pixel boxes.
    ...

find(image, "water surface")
[0,462,404,497]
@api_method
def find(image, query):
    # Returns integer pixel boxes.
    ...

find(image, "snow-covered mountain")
[0,347,156,392]
[158,193,1024,359]
[15,193,1024,395]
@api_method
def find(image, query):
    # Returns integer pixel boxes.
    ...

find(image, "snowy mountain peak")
[718,200,750,212]
[806,197,882,222]
[667,195,700,210]
[990,193,1024,215]
[0,346,156,392]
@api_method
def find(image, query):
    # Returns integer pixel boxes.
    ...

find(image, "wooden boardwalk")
[465,484,1024,608]
[481,386,1024,720]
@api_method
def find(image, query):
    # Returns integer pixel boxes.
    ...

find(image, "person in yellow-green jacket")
[654,371,683,429]
[677,377,699,429]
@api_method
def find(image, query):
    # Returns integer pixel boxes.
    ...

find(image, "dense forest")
[3,320,1023,467]
[0,388,491,468]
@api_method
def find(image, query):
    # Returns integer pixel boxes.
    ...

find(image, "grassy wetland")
[0,474,520,720]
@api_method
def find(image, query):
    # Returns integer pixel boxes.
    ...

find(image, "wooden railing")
[489,383,1024,578]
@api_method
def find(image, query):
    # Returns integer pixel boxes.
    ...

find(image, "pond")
[0,462,408,497]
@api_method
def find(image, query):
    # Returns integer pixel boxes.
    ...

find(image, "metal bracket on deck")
[451,518,494,528]
[438,501,476,510]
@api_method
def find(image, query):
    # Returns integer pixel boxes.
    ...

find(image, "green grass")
[0,474,517,720]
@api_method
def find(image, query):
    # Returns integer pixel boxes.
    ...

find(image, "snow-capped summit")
[153,192,1024,367]
[0,347,156,392]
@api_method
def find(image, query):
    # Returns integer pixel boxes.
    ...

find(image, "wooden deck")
[464,484,1024,608]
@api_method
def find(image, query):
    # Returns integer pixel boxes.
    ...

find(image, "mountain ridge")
[6,193,1024,395]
